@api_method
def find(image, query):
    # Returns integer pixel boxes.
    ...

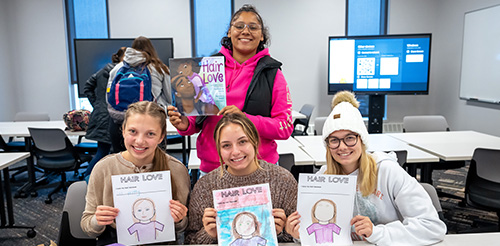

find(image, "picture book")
[213,183,278,246]
[111,171,175,245]
[169,56,226,116]
[297,173,357,246]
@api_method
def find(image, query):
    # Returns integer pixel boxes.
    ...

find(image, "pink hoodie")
[177,47,293,173]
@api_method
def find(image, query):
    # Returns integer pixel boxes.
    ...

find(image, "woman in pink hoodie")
[168,4,293,176]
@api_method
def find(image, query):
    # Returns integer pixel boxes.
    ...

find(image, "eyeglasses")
[325,134,359,149]
[232,22,261,32]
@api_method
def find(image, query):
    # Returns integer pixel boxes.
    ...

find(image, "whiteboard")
[459,4,500,103]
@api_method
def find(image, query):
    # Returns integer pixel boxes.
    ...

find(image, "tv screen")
[328,34,431,95]
[74,38,174,97]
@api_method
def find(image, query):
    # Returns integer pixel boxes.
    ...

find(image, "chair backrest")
[299,104,315,121]
[278,153,295,173]
[471,148,500,183]
[28,128,71,152]
[14,112,50,122]
[420,183,445,221]
[58,181,96,245]
[314,117,327,135]
[403,115,450,132]
[393,150,408,167]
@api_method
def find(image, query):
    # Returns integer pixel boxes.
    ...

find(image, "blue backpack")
[107,62,153,112]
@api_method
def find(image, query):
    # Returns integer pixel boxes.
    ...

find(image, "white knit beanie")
[322,91,369,148]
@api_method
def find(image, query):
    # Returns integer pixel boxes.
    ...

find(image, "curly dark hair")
[220,4,270,52]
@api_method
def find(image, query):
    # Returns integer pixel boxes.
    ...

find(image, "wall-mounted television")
[74,38,174,97]
[328,34,431,95]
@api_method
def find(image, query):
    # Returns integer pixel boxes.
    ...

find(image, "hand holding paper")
[203,208,218,238]
[95,205,120,226]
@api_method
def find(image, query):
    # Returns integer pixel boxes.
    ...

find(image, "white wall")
[108,0,192,58]
[388,0,500,136]
[0,0,16,121]
[1,0,70,121]
[235,0,346,120]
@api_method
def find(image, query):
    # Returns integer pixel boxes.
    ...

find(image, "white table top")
[294,134,440,166]
[388,131,500,161]
[0,152,31,170]
[167,232,500,245]
[187,137,315,169]
[292,110,306,120]
[0,120,85,137]
[0,120,180,137]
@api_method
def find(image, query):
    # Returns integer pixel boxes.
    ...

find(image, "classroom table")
[291,110,306,120]
[167,232,500,245]
[388,131,500,161]
[294,134,440,166]
[388,131,500,183]
[0,152,36,237]
[187,137,314,170]
[0,120,87,197]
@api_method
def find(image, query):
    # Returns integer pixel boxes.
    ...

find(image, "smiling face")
[228,11,264,62]
[133,199,155,222]
[235,214,256,238]
[314,200,335,224]
[177,62,193,76]
[328,130,362,174]
[219,123,258,176]
[122,113,164,167]
[173,75,196,98]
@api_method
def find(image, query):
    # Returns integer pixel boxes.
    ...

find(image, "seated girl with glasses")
[285,91,446,246]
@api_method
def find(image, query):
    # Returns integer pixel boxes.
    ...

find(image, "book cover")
[111,171,175,245]
[297,173,357,246]
[213,183,278,246]
[169,56,226,116]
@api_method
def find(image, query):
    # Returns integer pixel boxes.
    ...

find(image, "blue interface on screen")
[328,35,431,94]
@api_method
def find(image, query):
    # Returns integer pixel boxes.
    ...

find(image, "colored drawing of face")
[235,214,255,237]
[133,199,155,222]
[314,200,335,223]
[177,62,193,76]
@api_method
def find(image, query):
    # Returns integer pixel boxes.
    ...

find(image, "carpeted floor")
[1,157,498,246]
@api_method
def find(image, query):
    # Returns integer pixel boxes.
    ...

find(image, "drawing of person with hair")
[127,198,165,242]
[306,199,341,244]
[230,211,267,246]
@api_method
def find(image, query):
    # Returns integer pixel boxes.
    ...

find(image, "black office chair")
[403,115,466,185]
[28,127,82,204]
[459,148,500,232]
[292,104,314,136]
[58,181,96,245]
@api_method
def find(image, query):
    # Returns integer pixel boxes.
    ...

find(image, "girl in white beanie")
[285,91,446,246]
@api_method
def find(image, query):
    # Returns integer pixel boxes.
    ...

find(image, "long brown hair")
[132,36,170,75]
[122,101,177,199]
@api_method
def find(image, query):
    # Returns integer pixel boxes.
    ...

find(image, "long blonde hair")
[325,143,377,197]
[214,113,262,176]
[122,101,177,199]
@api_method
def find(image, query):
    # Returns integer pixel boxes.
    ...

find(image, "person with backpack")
[83,47,126,179]
[107,36,172,153]
[168,4,293,176]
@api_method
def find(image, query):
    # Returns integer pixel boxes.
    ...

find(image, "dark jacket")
[84,63,116,143]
